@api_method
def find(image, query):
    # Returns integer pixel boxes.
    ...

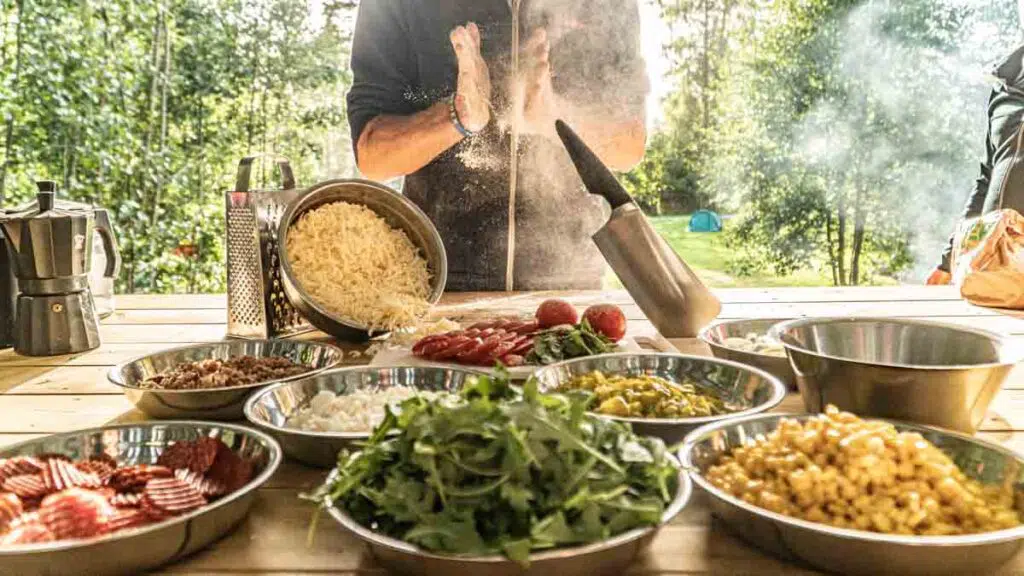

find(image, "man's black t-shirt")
[347,0,647,291]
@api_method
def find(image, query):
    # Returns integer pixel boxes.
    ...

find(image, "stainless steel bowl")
[769,317,1024,433]
[278,179,448,342]
[531,353,787,446]
[322,466,691,576]
[0,421,282,576]
[108,339,345,420]
[244,366,483,468]
[680,413,1024,576]
[699,318,796,389]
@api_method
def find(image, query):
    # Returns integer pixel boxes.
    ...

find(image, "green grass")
[604,214,831,288]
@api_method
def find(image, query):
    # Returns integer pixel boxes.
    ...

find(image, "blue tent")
[689,209,723,233]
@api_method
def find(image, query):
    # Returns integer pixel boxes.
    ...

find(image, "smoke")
[794,1,1020,279]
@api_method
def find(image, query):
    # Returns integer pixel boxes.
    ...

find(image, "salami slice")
[206,444,254,493]
[3,474,49,500]
[174,469,227,499]
[38,488,116,540]
[43,458,102,492]
[109,492,143,509]
[0,521,55,545]
[0,492,23,530]
[108,465,173,493]
[141,477,206,520]
[106,508,151,532]
[0,457,44,483]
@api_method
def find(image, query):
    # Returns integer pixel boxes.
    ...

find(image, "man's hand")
[926,268,952,285]
[450,23,491,133]
[518,28,560,139]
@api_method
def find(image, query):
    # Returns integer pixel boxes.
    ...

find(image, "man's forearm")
[572,118,646,171]
[557,101,646,171]
[356,102,463,181]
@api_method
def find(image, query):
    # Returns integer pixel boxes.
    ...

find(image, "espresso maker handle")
[233,155,296,192]
[93,209,122,278]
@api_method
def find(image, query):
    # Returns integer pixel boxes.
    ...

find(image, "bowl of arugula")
[312,370,691,576]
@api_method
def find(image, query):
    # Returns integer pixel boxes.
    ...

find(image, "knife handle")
[555,120,634,209]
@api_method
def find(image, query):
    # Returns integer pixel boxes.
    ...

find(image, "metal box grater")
[225,156,311,339]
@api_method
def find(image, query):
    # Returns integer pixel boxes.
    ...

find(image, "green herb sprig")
[526,319,617,366]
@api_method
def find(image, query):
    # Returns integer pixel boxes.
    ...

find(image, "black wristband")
[449,94,475,138]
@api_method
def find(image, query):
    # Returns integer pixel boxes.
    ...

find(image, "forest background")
[0,0,1020,293]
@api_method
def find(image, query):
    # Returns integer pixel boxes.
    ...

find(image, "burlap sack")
[952,209,1024,309]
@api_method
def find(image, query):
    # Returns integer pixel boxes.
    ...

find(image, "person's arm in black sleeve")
[931,95,995,281]
[346,5,491,181]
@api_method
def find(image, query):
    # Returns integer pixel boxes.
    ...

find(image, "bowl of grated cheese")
[243,365,481,468]
[279,179,448,342]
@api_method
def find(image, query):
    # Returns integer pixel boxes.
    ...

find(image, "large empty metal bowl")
[770,317,1024,433]
[0,421,282,576]
[531,353,787,446]
[323,466,691,576]
[699,318,796,389]
[108,339,345,420]
[680,413,1024,576]
[278,179,448,342]
[244,366,482,468]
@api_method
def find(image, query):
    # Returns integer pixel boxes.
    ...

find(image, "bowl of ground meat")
[108,340,345,420]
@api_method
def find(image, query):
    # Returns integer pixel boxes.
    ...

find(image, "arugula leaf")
[525,320,618,365]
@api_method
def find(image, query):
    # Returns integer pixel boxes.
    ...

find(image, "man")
[927,40,1024,284]
[347,0,648,291]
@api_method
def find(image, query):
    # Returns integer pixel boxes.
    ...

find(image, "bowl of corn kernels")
[680,406,1024,576]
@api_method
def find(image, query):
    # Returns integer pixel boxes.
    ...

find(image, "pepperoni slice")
[511,336,536,356]
[412,333,451,355]
[501,354,526,367]
[430,337,478,361]
[484,341,518,365]
[463,336,504,365]
[416,339,455,359]
[514,320,540,335]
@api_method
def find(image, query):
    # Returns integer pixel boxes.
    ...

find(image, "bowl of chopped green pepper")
[312,370,691,576]
[532,353,787,446]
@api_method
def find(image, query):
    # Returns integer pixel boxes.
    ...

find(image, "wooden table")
[1,286,1023,575]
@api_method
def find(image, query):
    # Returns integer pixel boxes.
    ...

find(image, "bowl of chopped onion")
[243,366,482,468]
[699,318,796,389]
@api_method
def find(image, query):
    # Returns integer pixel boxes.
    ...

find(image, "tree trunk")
[149,14,172,242]
[836,187,847,286]
[701,0,710,130]
[825,211,838,286]
[0,0,25,206]
[850,186,866,286]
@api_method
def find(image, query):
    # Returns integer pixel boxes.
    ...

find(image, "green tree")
[704,0,1018,284]
[0,0,358,294]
